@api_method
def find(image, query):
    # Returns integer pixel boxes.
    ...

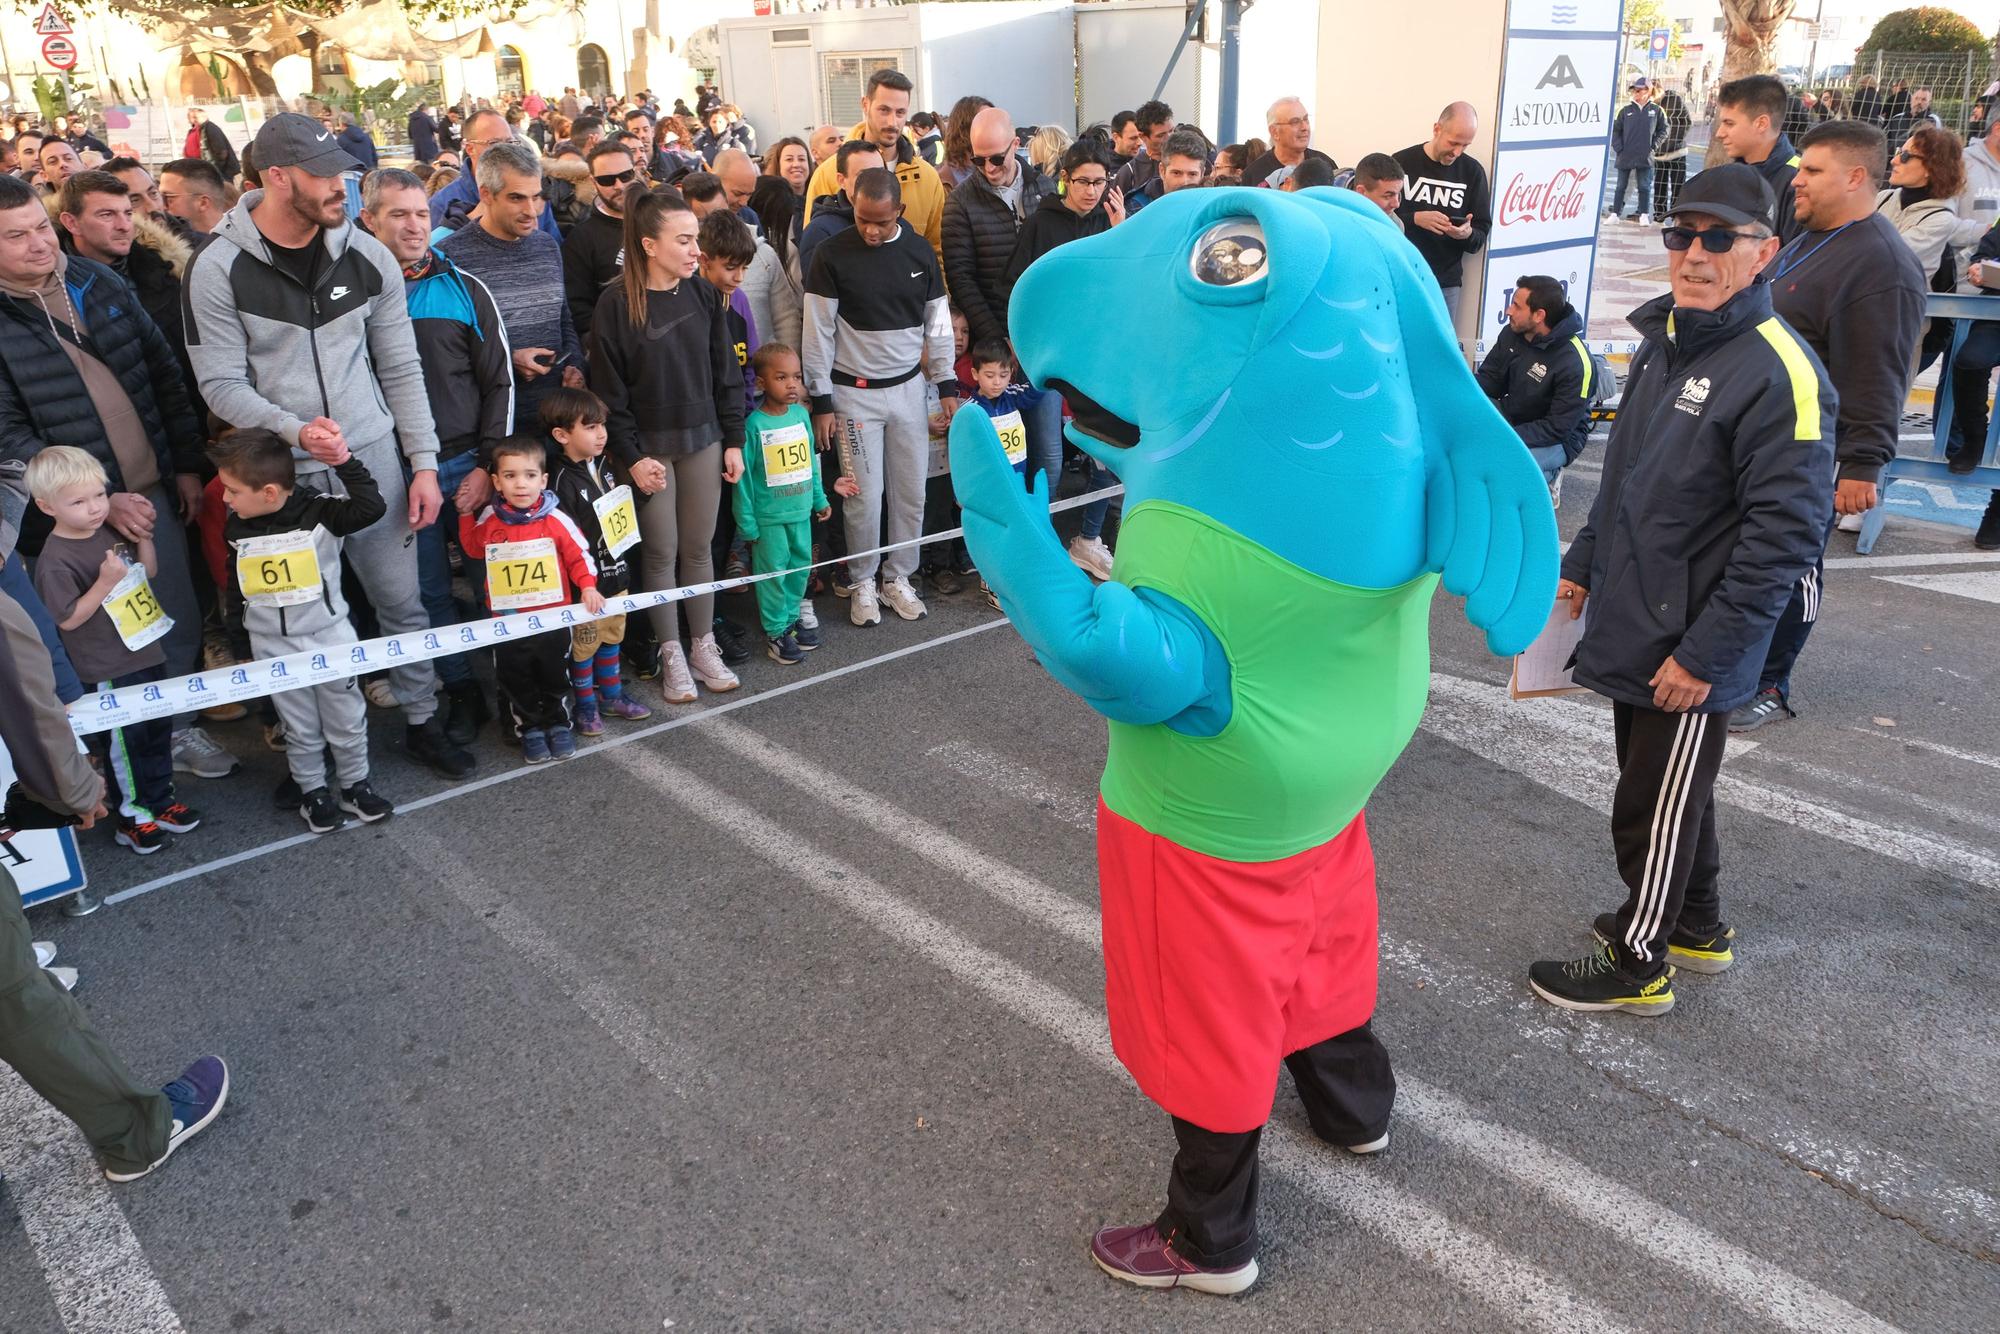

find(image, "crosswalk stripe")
[689,718,1907,1333]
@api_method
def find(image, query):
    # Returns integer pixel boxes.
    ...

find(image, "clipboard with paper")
[1509,599,1588,699]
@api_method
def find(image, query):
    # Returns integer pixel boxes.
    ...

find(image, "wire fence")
[1795,51,1995,136]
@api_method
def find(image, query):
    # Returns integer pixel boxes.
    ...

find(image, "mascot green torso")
[950,186,1555,1132]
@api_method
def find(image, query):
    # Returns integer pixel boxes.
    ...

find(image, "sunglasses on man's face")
[594,168,638,187]
[1661,225,1758,253]
[973,151,1014,169]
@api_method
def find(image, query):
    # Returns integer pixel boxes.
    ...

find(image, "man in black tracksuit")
[1475,276,1593,505]
[1529,166,1834,1016]
[561,143,636,343]
[1734,119,1925,730]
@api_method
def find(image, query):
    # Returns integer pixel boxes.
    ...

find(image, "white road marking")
[388,827,709,1101]
[916,690,2000,1255]
[611,745,1642,1333]
[1729,749,2000,838]
[923,740,1099,831]
[1840,726,2000,772]
[101,620,1013,907]
[1875,570,2000,604]
[1424,673,2000,893]
[689,719,1908,1333]
[1823,550,2000,571]
[0,1074,184,1334]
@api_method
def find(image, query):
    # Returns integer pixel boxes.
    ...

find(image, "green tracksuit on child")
[735,403,829,635]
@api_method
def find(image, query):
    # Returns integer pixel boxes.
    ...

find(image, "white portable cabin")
[718,1,1076,145]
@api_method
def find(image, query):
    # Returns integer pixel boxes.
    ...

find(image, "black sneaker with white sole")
[1528,943,1675,1015]
[338,781,396,823]
[300,787,346,834]
[1592,912,1736,974]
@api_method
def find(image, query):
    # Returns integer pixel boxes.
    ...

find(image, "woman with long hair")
[763,136,812,196]
[939,94,994,190]
[743,175,804,349]
[1026,124,1071,177]
[588,185,748,702]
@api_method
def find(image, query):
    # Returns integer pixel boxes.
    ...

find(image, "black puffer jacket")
[941,153,1054,345]
[60,218,209,431]
[999,193,1110,320]
[0,255,203,552]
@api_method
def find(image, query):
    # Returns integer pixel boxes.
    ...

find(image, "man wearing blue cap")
[1608,78,1665,223]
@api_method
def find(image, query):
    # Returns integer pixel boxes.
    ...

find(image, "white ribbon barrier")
[1472,340,1641,357]
[66,484,1126,738]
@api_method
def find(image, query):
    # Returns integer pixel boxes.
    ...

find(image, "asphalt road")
[4,449,1997,1333]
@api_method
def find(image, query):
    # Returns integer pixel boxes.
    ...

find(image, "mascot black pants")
[1603,701,1731,976]
[1156,1023,1394,1267]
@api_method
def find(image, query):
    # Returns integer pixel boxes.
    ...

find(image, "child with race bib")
[26,446,202,855]
[542,386,651,736]
[211,429,396,835]
[459,437,603,764]
[735,344,836,665]
[961,340,1045,609]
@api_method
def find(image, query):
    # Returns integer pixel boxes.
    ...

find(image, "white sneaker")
[33,941,56,967]
[850,580,882,626]
[46,965,78,993]
[796,600,819,631]
[171,726,240,779]
[1836,511,1863,533]
[879,575,927,621]
[1548,472,1563,511]
[659,641,698,704]
[1068,535,1114,580]
[688,634,741,692]
[1638,212,1653,225]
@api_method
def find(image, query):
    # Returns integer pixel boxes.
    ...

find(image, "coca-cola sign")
[1499,166,1593,227]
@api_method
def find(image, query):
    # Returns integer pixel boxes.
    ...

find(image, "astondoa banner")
[1479,0,1626,340]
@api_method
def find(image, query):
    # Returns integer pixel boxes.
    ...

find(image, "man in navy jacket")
[1608,78,1665,221]
[1529,166,1834,1017]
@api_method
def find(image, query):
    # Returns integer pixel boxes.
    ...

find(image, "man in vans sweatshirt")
[1392,103,1490,324]
[181,112,474,779]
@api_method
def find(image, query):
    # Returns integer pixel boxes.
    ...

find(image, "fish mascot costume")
[949,187,1557,1293]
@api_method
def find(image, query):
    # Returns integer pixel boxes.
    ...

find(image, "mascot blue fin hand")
[1392,270,1560,658]
[948,406,1229,730]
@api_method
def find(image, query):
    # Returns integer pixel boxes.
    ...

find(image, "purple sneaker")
[574,699,604,737]
[104,1056,229,1182]
[604,695,652,722]
[1089,1223,1258,1295]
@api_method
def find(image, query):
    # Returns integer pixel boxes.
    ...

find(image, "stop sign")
[41,34,76,71]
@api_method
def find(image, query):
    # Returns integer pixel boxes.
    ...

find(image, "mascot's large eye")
[1190,219,1268,287]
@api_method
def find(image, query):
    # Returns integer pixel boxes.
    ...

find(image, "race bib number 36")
[593,484,640,559]
[992,409,1028,466]
[105,563,172,651]
[761,420,813,488]
[486,537,560,610]
[234,530,322,608]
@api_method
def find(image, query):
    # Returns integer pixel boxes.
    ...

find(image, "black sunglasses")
[972,151,1013,169]
[1895,149,1925,164]
[1660,225,1758,253]
[594,168,638,187]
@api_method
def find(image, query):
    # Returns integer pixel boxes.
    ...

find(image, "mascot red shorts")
[1096,801,1381,1134]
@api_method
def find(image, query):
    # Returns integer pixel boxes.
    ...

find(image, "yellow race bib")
[104,562,172,651]
[992,409,1028,466]
[592,484,640,559]
[234,530,322,608]
[760,420,813,488]
[486,537,560,610]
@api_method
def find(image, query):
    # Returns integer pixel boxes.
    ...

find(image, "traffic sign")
[34,3,71,36]
[1648,27,1670,59]
[41,34,76,70]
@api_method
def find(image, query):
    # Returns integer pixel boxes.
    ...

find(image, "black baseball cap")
[252,112,361,177]
[1668,163,1777,231]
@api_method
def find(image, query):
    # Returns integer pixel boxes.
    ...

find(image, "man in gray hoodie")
[181,113,473,776]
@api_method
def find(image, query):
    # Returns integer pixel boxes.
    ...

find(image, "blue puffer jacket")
[1561,285,1834,713]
